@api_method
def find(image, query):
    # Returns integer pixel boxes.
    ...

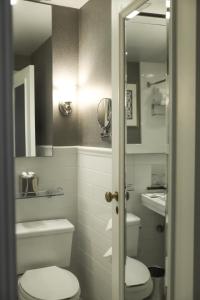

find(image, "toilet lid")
[125,257,150,287]
[19,266,80,300]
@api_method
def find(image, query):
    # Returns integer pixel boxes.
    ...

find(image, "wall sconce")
[59,101,72,116]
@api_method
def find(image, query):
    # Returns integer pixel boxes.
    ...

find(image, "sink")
[141,193,166,216]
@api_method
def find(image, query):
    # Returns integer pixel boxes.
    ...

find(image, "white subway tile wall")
[15,147,77,224]
[15,147,166,300]
[15,147,78,277]
[76,148,112,300]
[15,147,112,300]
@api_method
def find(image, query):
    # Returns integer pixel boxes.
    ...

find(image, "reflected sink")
[141,193,166,216]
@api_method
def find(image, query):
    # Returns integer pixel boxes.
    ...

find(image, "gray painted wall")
[52,0,112,147]
[14,55,31,71]
[127,62,141,144]
[78,0,112,147]
[52,6,79,146]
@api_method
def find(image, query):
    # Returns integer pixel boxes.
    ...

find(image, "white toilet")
[16,215,152,300]
[125,213,153,300]
[16,219,81,300]
[106,213,153,300]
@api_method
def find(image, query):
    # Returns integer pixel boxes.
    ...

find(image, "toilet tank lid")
[16,219,75,238]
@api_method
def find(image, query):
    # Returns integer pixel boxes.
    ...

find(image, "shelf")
[16,187,64,199]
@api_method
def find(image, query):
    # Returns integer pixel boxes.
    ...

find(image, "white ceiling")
[27,0,90,9]
[126,0,167,62]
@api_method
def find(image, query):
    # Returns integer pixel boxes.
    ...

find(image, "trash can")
[147,266,165,300]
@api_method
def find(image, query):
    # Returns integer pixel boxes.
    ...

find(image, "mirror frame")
[194,0,200,298]
[119,1,176,299]
[13,1,53,158]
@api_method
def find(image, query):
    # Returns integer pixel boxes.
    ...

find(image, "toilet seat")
[125,257,153,300]
[18,266,80,300]
[125,256,150,286]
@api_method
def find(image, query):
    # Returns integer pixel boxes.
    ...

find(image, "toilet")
[16,214,152,300]
[125,256,153,300]
[125,213,153,300]
[16,219,81,300]
[106,213,153,300]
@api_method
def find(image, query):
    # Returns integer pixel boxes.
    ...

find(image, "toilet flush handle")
[105,191,118,203]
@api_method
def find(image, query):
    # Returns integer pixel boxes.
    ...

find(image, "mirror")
[124,1,169,299]
[13,0,53,157]
[125,0,168,154]
[97,98,112,138]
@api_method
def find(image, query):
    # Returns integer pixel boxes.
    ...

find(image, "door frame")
[166,1,176,299]
[194,0,200,298]
[112,0,177,299]
[0,0,17,299]
[14,65,36,157]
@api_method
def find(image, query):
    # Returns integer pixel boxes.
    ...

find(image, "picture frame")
[126,83,138,127]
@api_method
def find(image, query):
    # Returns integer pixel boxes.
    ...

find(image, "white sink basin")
[141,193,166,216]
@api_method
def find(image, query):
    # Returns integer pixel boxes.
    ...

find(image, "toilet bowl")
[18,266,81,300]
[125,256,153,300]
[105,213,153,300]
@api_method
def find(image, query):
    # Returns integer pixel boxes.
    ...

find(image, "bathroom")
[14,0,113,299]
[0,0,193,299]
[13,0,168,299]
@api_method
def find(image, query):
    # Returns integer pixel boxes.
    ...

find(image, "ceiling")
[126,0,167,62]
[25,0,90,9]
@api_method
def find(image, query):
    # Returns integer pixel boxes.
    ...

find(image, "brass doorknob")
[105,191,118,202]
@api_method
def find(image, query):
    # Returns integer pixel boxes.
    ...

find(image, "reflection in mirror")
[97,98,112,138]
[13,0,53,157]
[14,65,36,157]
[14,84,26,157]
[124,1,169,300]
[125,0,168,154]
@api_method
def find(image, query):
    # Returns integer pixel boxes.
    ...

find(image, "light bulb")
[126,10,140,19]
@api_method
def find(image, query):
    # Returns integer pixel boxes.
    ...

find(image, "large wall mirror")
[125,0,169,154]
[123,1,172,300]
[13,0,53,157]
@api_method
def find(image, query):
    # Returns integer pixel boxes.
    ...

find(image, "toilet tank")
[16,219,75,274]
[126,213,141,257]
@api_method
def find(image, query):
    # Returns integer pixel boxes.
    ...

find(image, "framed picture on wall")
[126,83,138,127]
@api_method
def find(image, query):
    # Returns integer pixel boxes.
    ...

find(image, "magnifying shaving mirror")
[97,98,112,139]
